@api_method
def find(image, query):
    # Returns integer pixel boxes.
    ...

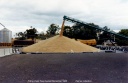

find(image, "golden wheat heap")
[22,35,100,53]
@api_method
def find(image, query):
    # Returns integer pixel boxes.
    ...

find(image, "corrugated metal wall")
[0,28,12,43]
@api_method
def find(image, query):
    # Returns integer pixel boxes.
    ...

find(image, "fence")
[0,43,12,46]
[0,48,13,57]
[96,45,128,53]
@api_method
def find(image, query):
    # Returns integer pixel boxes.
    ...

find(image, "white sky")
[0,0,128,37]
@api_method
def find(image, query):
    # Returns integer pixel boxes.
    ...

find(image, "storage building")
[0,28,12,43]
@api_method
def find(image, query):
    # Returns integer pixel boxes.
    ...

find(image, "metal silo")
[0,28,12,43]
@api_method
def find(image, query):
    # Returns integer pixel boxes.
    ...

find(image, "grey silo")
[0,28,12,43]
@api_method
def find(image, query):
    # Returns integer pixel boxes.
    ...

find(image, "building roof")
[0,28,11,32]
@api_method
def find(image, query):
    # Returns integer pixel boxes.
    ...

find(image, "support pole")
[114,35,115,42]
[0,23,6,28]
[4,48,5,55]
[60,20,65,36]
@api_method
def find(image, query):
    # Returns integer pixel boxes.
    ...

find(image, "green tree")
[63,23,98,40]
[46,24,60,36]
[85,23,98,39]
[116,29,128,45]
[72,23,97,39]
[37,31,46,40]
[118,29,128,36]
[99,26,111,40]
[16,32,26,40]
[63,26,74,38]
[97,26,115,44]
[25,26,38,40]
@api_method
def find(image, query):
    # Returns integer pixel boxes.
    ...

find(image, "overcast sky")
[0,0,128,37]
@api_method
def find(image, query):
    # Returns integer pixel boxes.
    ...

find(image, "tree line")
[15,23,128,46]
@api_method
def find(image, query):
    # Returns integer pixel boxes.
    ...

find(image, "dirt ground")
[0,53,128,83]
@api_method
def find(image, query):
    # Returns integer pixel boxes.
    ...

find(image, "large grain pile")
[22,35,100,53]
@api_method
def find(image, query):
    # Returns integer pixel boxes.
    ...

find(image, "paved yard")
[0,53,128,83]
